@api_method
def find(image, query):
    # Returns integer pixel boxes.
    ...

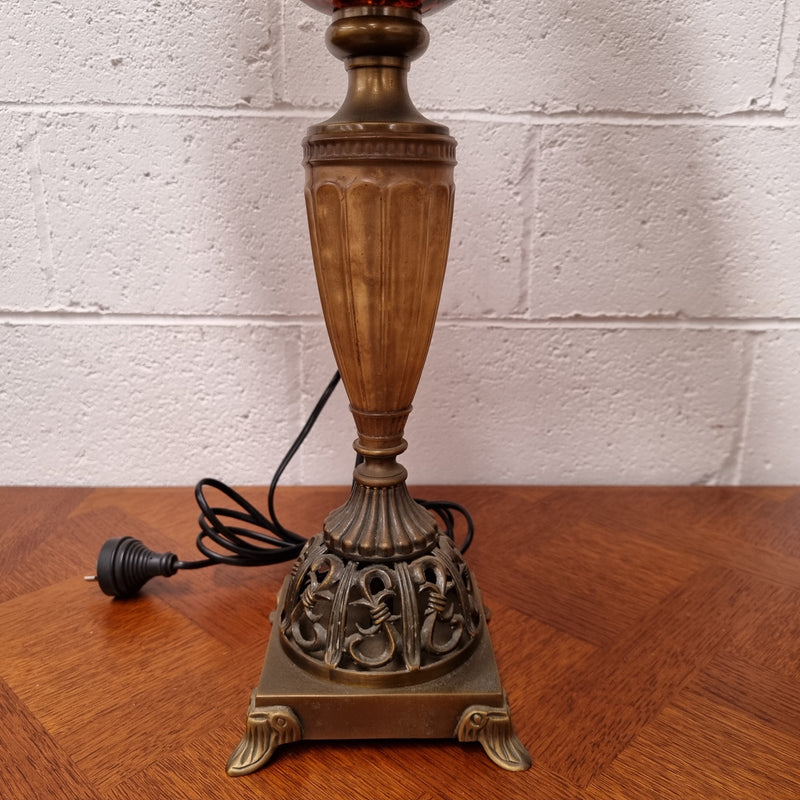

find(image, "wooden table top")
[1,485,799,799]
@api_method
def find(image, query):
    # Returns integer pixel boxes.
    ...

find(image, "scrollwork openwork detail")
[278,533,484,685]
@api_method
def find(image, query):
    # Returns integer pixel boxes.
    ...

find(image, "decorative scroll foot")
[226,699,302,776]
[456,699,531,772]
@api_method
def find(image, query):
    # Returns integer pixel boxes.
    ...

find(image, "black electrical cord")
[183,370,343,570]
[89,371,473,598]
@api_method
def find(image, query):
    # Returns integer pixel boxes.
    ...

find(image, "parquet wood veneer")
[1,486,798,799]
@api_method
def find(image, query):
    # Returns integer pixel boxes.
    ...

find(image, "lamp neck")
[310,7,447,134]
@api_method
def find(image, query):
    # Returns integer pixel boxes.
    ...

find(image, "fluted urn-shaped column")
[227,1,530,775]
[305,8,455,562]
[276,5,486,683]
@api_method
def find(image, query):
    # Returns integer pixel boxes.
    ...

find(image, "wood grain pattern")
[1,485,799,799]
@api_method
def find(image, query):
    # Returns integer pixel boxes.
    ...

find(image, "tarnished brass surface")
[456,703,532,772]
[304,8,456,562]
[227,599,529,774]
[311,7,445,134]
[226,703,302,777]
[230,4,529,774]
[277,532,483,685]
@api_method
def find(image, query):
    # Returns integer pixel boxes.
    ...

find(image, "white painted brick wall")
[2,0,800,487]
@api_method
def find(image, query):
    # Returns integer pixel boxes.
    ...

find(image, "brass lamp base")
[225,2,530,778]
[227,588,530,775]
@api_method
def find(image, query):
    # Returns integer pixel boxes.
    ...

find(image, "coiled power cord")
[89,372,473,598]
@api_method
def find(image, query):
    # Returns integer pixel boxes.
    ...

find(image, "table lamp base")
[227,584,530,775]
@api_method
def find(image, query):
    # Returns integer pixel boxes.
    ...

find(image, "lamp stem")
[304,6,455,561]
[227,4,530,776]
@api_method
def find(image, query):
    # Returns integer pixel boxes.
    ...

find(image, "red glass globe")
[299,0,457,14]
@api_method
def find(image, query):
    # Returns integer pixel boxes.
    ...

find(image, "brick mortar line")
[2,102,799,128]
[2,312,799,332]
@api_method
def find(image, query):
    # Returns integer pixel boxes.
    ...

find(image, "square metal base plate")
[227,615,531,774]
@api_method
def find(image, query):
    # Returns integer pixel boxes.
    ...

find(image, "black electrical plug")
[87,536,179,599]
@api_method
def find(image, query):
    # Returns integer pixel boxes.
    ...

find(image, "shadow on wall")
[410,0,790,485]
[181,22,324,484]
